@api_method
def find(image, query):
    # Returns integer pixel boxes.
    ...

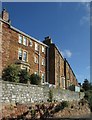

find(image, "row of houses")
[0,9,79,89]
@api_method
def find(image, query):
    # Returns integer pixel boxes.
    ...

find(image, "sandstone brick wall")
[1,81,84,104]
[64,59,78,89]
[55,46,65,88]
[1,13,79,89]
[1,21,47,83]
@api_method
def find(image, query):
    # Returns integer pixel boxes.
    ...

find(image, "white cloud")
[86,66,90,69]
[80,15,89,25]
[62,50,72,58]
[79,2,90,25]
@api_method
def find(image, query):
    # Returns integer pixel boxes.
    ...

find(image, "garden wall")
[0,80,84,104]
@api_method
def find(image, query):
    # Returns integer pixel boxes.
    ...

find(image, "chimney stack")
[43,36,52,46]
[2,8,9,22]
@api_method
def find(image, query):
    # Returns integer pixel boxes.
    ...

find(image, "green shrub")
[84,90,92,111]
[48,89,53,102]
[19,69,30,83]
[30,73,41,85]
[2,64,20,83]
[78,98,88,106]
[54,101,68,113]
[61,101,69,108]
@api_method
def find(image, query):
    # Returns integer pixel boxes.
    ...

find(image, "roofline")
[0,18,48,47]
[51,43,64,60]
[64,58,76,78]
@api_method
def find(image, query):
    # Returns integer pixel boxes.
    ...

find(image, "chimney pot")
[2,8,9,22]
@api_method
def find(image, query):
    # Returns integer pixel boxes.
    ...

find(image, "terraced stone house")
[0,9,79,89]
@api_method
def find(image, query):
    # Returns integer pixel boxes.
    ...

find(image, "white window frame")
[62,77,65,89]
[29,40,33,47]
[42,46,45,53]
[42,58,45,66]
[18,48,28,62]
[23,51,28,62]
[18,48,23,60]
[41,73,45,83]
[34,56,38,64]
[35,43,39,51]
[23,36,28,46]
[18,34,23,44]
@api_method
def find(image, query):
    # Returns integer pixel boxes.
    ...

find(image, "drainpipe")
[46,46,49,83]
[38,46,40,76]
[0,21,2,79]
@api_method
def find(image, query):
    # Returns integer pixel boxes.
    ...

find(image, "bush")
[48,89,53,102]
[61,101,69,108]
[2,64,20,83]
[54,101,68,113]
[78,98,88,106]
[19,70,30,83]
[30,73,41,85]
[84,90,92,111]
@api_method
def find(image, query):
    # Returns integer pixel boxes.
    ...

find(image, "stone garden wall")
[0,80,84,104]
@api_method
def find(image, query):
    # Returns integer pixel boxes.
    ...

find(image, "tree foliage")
[82,79,91,91]
[19,69,30,83]
[82,79,92,112]
[30,73,41,85]
[2,64,20,83]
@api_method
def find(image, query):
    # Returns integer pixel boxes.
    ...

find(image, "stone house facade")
[64,58,79,89]
[43,37,65,89]
[0,9,79,89]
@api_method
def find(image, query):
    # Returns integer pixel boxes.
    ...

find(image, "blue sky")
[2,2,90,84]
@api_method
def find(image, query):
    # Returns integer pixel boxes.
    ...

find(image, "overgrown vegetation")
[48,89,53,102]
[19,70,30,84]
[82,79,92,112]
[2,64,20,83]
[2,64,41,85]
[30,73,41,85]
[53,101,69,113]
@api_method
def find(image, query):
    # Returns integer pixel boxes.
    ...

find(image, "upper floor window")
[42,58,45,66]
[23,37,28,46]
[34,56,38,64]
[42,46,45,53]
[23,51,27,62]
[19,35,23,44]
[18,49,22,60]
[19,34,28,46]
[18,48,28,62]
[35,43,39,51]
[30,40,33,47]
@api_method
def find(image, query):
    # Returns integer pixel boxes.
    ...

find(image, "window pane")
[42,46,45,53]
[42,73,45,83]
[23,51,27,62]
[19,35,23,44]
[34,56,38,64]
[35,43,38,51]
[23,37,27,46]
[18,49,22,60]
[42,59,45,66]
[30,40,33,46]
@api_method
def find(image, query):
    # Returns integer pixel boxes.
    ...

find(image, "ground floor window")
[41,73,45,83]
[62,77,65,89]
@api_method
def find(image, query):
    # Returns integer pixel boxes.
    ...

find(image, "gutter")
[0,18,48,47]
